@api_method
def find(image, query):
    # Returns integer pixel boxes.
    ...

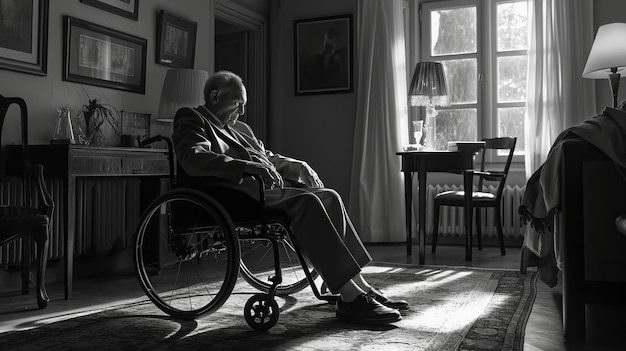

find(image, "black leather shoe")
[367,288,409,310]
[336,293,402,325]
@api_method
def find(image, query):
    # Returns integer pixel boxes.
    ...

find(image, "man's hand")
[298,162,324,188]
[244,162,284,189]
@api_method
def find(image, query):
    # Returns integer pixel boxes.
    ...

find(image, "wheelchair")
[132,136,336,331]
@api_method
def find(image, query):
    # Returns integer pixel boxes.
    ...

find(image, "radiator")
[421,184,526,240]
[75,178,141,256]
[0,177,26,267]
[1,177,141,266]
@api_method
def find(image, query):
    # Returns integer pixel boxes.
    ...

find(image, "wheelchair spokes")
[134,190,240,319]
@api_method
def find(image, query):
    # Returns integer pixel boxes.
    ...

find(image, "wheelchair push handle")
[140,135,175,185]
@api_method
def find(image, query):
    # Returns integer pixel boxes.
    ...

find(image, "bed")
[522,138,626,341]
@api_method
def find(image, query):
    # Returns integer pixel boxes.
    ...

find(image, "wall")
[592,0,626,114]
[268,0,358,200]
[0,0,213,148]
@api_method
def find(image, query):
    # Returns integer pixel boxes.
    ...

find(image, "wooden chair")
[0,95,54,309]
[431,137,517,258]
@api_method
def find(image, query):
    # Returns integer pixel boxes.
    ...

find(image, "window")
[417,0,528,158]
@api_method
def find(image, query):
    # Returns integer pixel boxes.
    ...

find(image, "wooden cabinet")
[6,145,170,299]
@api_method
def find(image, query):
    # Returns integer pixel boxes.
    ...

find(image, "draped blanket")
[519,107,626,287]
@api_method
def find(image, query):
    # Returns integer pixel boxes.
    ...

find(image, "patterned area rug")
[0,263,537,351]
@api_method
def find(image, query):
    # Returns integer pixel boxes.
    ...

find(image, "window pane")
[497,1,529,51]
[442,59,477,104]
[431,7,477,56]
[498,56,527,102]
[498,107,525,155]
[435,108,477,150]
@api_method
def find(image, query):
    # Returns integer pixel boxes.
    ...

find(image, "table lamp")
[409,62,450,150]
[156,69,210,122]
[582,23,626,108]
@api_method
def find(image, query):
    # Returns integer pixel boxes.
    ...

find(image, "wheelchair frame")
[132,135,336,331]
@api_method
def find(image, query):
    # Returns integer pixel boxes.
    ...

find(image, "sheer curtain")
[348,0,408,242]
[524,0,596,178]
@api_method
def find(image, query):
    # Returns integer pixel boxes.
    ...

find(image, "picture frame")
[80,0,139,21]
[294,14,353,95]
[120,110,150,146]
[156,10,197,68]
[63,15,147,94]
[0,0,49,76]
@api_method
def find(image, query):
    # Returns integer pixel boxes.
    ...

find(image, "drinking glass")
[413,120,423,145]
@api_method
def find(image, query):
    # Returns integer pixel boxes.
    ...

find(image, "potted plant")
[76,97,120,146]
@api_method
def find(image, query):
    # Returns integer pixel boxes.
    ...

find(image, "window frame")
[415,0,526,164]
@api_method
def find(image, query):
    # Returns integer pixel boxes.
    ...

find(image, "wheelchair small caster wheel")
[244,294,279,331]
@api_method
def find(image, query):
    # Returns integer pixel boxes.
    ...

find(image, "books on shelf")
[447,141,485,152]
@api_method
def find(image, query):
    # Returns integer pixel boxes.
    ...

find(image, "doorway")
[214,2,267,141]
[215,19,249,86]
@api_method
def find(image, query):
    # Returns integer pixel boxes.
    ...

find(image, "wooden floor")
[0,244,623,350]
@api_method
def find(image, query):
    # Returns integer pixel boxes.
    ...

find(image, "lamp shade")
[408,62,450,106]
[156,69,210,122]
[582,23,626,79]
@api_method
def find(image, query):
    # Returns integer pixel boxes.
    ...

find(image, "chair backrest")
[0,95,31,206]
[476,137,517,196]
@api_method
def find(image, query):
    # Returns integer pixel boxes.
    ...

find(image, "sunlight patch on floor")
[401,288,495,333]
[0,297,150,333]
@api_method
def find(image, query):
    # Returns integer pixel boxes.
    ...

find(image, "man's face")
[212,84,247,126]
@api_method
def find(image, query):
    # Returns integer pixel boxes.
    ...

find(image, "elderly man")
[172,70,407,325]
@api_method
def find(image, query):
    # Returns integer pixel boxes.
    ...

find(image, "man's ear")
[210,90,220,104]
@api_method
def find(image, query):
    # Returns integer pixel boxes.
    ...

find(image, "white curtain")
[348,0,408,243]
[524,0,596,178]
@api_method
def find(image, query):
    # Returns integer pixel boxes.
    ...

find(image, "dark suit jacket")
[172,105,303,200]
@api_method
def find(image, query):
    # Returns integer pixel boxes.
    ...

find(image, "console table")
[397,150,476,263]
[7,145,170,299]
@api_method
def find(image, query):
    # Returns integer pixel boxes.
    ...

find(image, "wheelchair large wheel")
[134,188,241,319]
[239,225,317,296]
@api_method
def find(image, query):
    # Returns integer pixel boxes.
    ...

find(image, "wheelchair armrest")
[140,135,175,185]
[244,174,266,206]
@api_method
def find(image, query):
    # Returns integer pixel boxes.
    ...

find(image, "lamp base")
[609,70,620,108]
[424,106,438,150]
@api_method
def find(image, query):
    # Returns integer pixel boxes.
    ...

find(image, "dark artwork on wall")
[80,0,139,20]
[156,10,197,68]
[63,16,147,94]
[0,0,49,75]
[294,14,353,95]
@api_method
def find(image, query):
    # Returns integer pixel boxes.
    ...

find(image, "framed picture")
[156,10,197,68]
[294,14,353,95]
[0,0,49,75]
[63,16,147,94]
[80,0,139,21]
[120,110,150,146]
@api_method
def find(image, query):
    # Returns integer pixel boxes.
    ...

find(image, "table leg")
[403,171,412,256]
[464,171,473,261]
[418,171,427,265]
[64,175,75,299]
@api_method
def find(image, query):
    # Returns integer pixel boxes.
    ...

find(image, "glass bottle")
[51,107,76,144]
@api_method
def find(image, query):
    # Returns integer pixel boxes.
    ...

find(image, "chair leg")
[465,206,474,261]
[432,202,441,253]
[34,228,50,309]
[21,238,31,295]
[495,204,506,255]
[475,208,483,251]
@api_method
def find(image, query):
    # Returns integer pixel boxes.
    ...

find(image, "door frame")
[211,0,268,141]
